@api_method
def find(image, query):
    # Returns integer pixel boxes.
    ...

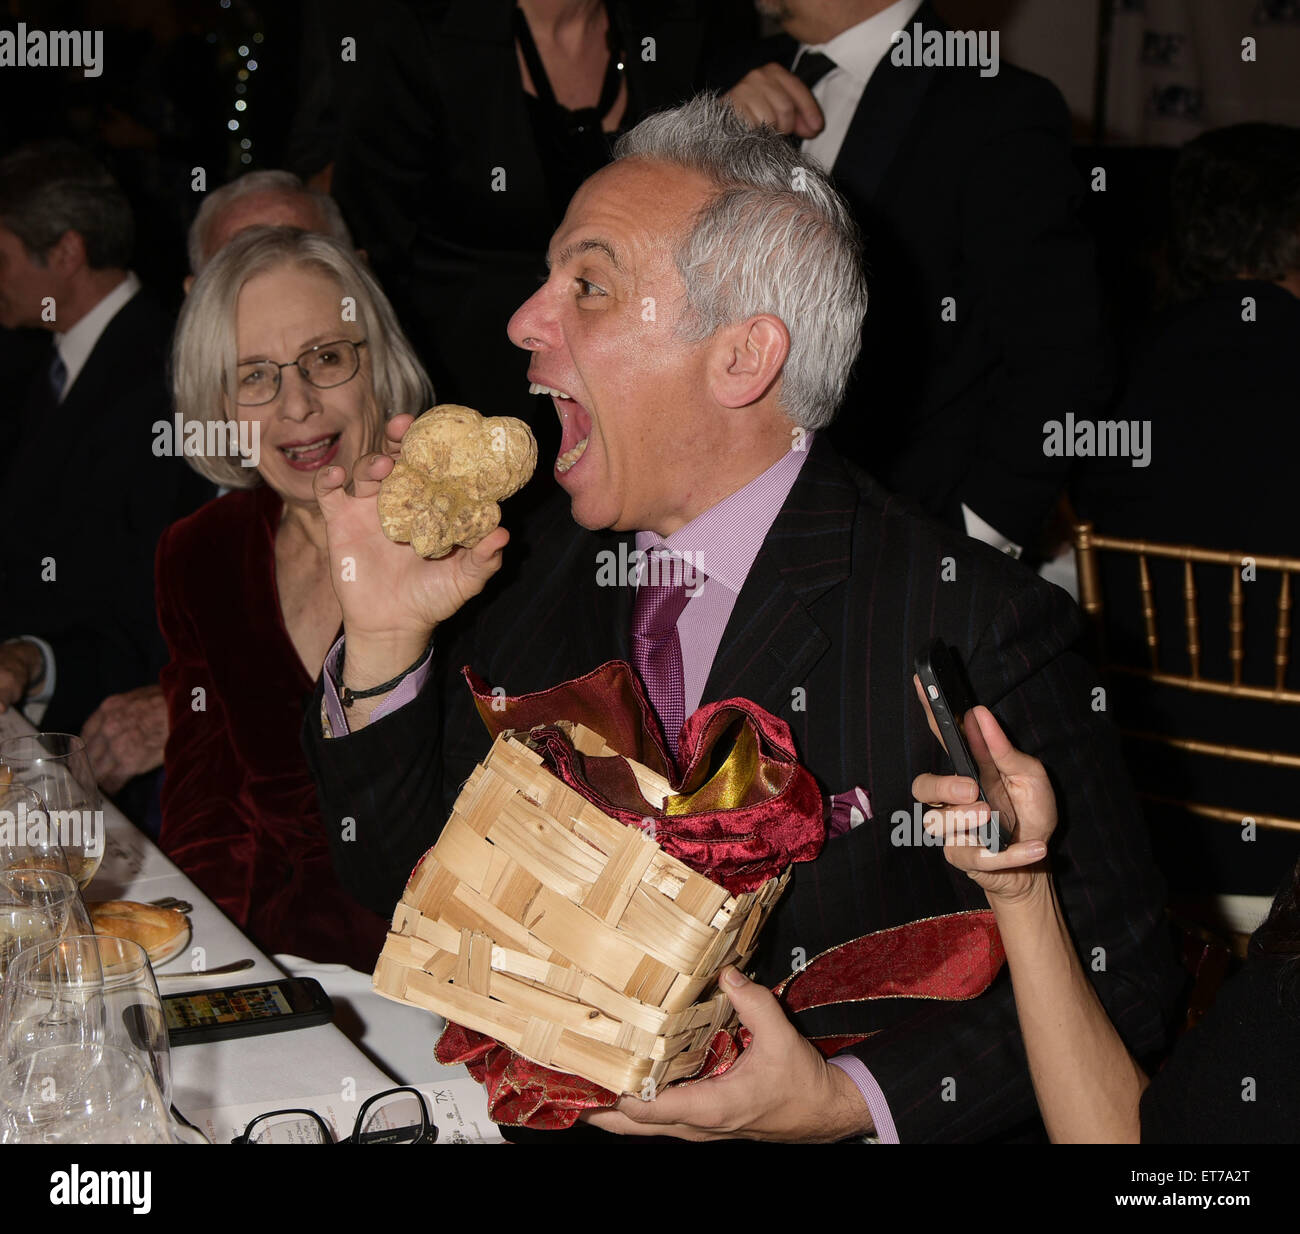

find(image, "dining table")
[0,704,502,1144]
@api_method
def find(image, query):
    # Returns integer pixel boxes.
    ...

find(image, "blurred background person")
[184,167,353,290]
[1072,122,1300,907]
[155,225,430,968]
[80,168,356,818]
[918,704,1298,1143]
[327,0,755,479]
[0,141,210,737]
[714,0,1113,564]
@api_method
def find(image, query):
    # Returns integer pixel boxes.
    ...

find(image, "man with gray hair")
[305,95,1178,1142]
[0,142,209,740]
[184,169,352,288]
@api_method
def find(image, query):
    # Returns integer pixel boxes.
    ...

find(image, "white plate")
[146,919,193,970]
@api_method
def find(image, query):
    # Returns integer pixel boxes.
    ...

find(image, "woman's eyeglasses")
[235,338,367,406]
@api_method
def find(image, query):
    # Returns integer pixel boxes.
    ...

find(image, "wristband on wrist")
[336,634,434,708]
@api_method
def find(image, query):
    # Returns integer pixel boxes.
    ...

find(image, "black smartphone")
[162,976,333,1047]
[914,639,1014,853]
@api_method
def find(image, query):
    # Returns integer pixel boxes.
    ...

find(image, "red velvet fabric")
[156,485,389,970]
[436,910,1005,1129]
[464,660,825,894]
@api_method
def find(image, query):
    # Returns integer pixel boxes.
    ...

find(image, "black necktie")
[792,50,837,92]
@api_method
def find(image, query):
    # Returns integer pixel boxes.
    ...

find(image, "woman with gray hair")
[156,225,431,968]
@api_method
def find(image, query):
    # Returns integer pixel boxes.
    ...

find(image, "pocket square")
[828,785,872,838]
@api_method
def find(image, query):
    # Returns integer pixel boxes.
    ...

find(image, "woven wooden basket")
[373,723,790,1096]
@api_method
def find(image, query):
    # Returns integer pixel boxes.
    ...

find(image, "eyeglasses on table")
[231,1085,436,1144]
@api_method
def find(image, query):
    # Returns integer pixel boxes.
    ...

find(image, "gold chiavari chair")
[1075,523,1300,834]
[1073,525,1300,1015]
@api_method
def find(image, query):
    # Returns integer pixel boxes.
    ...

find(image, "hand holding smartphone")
[913,639,1015,853]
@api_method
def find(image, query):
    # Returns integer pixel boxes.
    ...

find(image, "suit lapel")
[831,1,940,202]
[702,438,855,715]
[580,527,635,667]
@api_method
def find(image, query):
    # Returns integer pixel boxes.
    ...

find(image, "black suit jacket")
[0,290,211,733]
[711,4,1112,549]
[305,437,1180,1142]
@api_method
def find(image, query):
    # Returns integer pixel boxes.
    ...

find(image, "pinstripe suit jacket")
[305,435,1180,1141]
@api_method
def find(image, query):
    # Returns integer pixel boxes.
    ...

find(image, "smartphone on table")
[162,976,333,1046]
[913,638,1015,853]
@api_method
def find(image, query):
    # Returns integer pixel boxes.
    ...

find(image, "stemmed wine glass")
[0,868,92,988]
[0,735,103,890]
[0,1043,174,1144]
[0,935,171,1109]
[0,782,74,880]
[0,934,205,1143]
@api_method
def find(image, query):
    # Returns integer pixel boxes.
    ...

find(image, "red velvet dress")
[156,484,389,970]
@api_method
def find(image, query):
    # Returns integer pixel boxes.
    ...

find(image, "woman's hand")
[911,694,1054,906]
[313,413,508,689]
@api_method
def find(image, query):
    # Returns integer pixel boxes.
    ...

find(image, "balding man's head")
[186,170,352,289]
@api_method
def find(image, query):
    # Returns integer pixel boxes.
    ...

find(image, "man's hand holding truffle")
[313,412,517,724]
[377,405,536,559]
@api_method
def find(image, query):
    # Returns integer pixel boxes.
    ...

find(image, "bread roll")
[89,900,188,962]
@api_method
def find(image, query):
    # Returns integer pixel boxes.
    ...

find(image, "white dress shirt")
[795,0,922,173]
[52,270,140,400]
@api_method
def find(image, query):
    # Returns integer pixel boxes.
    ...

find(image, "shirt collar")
[799,0,923,84]
[635,435,814,595]
[53,271,140,399]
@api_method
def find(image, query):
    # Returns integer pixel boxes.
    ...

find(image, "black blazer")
[305,436,1180,1142]
[711,3,1113,549]
[0,290,211,733]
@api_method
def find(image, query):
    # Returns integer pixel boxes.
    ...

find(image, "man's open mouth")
[530,382,591,474]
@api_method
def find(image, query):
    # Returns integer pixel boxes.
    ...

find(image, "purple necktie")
[630,549,694,764]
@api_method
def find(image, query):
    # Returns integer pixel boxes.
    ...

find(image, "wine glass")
[0,935,171,1109]
[0,869,91,988]
[0,735,103,890]
[0,783,73,879]
[0,1043,173,1144]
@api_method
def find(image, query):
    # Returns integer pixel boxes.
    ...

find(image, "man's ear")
[710,314,789,409]
[48,230,88,278]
